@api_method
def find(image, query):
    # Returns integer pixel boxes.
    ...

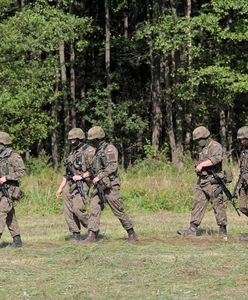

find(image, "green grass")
[0,210,248,299]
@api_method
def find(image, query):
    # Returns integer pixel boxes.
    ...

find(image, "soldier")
[56,128,95,241]
[177,126,227,238]
[79,126,138,244]
[0,132,25,247]
[236,126,248,241]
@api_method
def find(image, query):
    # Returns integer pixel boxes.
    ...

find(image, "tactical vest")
[91,142,109,174]
[65,144,91,175]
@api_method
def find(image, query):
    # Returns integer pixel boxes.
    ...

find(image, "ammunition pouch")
[213,186,223,198]
[210,178,219,185]
[101,177,112,189]
[10,186,24,201]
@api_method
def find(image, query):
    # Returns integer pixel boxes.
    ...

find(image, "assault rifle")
[211,171,240,216]
[87,163,106,211]
[66,165,86,201]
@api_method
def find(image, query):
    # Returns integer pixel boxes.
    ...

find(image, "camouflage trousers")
[63,184,89,233]
[190,182,227,228]
[0,196,20,237]
[239,187,248,216]
[88,185,133,233]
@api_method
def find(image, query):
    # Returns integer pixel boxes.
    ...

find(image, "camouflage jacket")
[197,138,223,184]
[0,148,25,181]
[64,144,95,190]
[89,141,120,187]
[240,149,248,183]
[0,147,25,199]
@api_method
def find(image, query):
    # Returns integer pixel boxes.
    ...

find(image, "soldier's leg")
[6,207,21,237]
[209,184,227,238]
[71,193,89,229]
[106,185,134,231]
[189,187,209,229]
[239,188,248,217]
[79,194,101,244]
[0,197,10,237]
[238,188,248,241]
[105,186,137,242]
[0,197,23,247]
[64,191,81,234]
[210,186,227,227]
[178,187,209,236]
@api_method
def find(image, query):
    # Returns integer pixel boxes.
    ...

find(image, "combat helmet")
[68,128,85,140]
[192,126,210,141]
[237,126,248,139]
[87,126,105,140]
[0,132,12,145]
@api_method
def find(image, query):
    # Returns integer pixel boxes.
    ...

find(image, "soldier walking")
[177,126,227,238]
[236,126,248,241]
[0,132,25,247]
[56,128,95,241]
[80,126,138,244]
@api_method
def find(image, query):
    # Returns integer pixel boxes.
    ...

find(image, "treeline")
[0,0,247,169]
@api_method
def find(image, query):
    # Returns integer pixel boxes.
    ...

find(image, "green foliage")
[143,139,170,162]
[0,0,92,152]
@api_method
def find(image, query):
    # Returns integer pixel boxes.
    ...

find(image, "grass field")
[1,209,248,300]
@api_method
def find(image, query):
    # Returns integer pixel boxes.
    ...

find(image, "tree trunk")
[105,0,113,138]
[51,74,60,170]
[70,44,76,128]
[151,0,162,153]
[151,51,162,153]
[184,0,193,151]
[219,108,227,161]
[172,50,184,169]
[164,58,177,164]
[59,41,70,157]
[124,10,128,39]
[226,109,233,163]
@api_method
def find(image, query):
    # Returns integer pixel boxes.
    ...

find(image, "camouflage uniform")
[239,149,248,216]
[237,126,248,217]
[0,132,25,247]
[80,126,137,243]
[64,143,95,234]
[87,141,133,232]
[178,126,227,237]
[190,139,227,229]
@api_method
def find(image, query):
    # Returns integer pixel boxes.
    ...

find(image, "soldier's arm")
[195,159,213,173]
[207,142,223,165]
[56,177,67,198]
[97,146,118,180]
[6,152,26,181]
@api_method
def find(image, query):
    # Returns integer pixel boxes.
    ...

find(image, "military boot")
[79,231,97,244]
[219,225,227,236]
[12,235,23,248]
[177,226,197,237]
[127,228,138,243]
[219,225,227,240]
[65,232,81,241]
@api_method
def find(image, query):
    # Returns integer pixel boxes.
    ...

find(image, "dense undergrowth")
[17,155,239,216]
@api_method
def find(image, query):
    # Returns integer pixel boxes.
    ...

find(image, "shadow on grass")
[197,227,218,236]
[0,241,12,248]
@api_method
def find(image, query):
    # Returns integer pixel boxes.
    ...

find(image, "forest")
[0,0,247,168]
